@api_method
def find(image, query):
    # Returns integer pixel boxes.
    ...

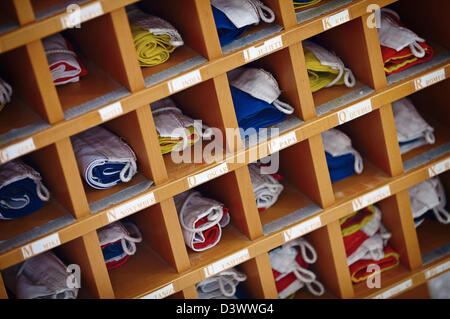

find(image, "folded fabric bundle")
[303,40,356,93]
[378,8,433,75]
[127,6,184,67]
[3,251,79,299]
[197,268,247,299]
[0,76,12,112]
[248,162,284,211]
[0,160,50,220]
[228,67,294,134]
[174,190,230,252]
[340,205,400,283]
[321,128,363,183]
[269,238,325,298]
[293,0,322,10]
[211,0,275,46]
[392,98,435,154]
[151,98,202,155]
[42,33,88,86]
[71,126,138,190]
[408,177,450,227]
[97,220,142,270]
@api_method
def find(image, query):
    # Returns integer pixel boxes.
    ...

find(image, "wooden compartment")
[182,167,262,266]
[0,0,448,300]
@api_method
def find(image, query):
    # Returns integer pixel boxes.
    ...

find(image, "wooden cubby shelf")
[0,0,448,300]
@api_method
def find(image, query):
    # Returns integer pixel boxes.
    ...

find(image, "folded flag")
[97,220,142,270]
[3,251,79,299]
[392,98,434,154]
[42,33,88,86]
[211,0,275,46]
[127,5,184,67]
[151,98,202,155]
[228,67,294,134]
[408,177,449,227]
[269,238,325,298]
[378,8,433,75]
[321,128,363,183]
[293,0,322,10]
[0,160,50,220]
[174,190,230,252]
[248,162,284,211]
[303,40,356,93]
[71,126,138,190]
[0,76,12,112]
[197,268,247,299]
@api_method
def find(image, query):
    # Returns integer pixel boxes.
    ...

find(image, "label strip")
[337,98,372,124]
